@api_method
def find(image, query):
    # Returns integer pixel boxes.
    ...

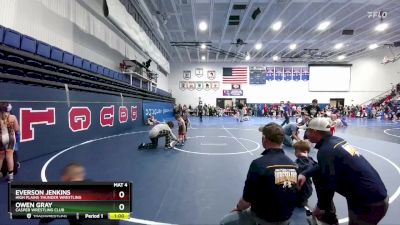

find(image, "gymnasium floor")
[1,117,399,225]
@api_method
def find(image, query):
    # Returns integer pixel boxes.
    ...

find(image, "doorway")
[235,98,247,107]
[216,98,233,109]
[330,98,344,108]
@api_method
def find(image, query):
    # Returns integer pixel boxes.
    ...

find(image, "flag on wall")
[222,67,248,84]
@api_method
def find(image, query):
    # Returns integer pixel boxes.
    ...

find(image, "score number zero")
[114,183,128,211]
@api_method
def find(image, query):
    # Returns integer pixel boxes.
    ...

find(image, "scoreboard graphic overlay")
[9,182,132,220]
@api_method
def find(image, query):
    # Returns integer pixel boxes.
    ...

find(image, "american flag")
[222,67,248,84]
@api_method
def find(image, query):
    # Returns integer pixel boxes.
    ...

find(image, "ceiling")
[145,0,400,63]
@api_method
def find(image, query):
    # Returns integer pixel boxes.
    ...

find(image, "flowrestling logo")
[19,105,138,142]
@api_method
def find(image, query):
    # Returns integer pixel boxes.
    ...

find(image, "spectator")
[305,99,320,118]
[298,118,388,225]
[198,103,203,122]
[281,112,290,126]
[220,123,297,225]
[0,102,19,181]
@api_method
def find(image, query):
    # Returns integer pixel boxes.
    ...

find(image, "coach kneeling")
[220,123,297,225]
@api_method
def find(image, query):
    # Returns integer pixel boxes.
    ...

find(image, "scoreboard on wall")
[9,182,132,220]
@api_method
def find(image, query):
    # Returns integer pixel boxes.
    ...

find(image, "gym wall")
[0,83,145,162]
[169,48,400,106]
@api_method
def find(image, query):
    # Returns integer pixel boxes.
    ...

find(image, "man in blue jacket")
[298,118,388,225]
[220,123,297,225]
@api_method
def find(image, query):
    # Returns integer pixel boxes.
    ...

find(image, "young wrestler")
[138,121,178,150]
[175,114,186,146]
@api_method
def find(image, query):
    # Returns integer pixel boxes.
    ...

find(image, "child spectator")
[293,140,317,207]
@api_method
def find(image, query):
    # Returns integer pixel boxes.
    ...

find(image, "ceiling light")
[334,43,344,49]
[272,55,279,61]
[317,21,331,31]
[199,21,208,31]
[289,44,297,50]
[255,43,262,50]
[271,21,282,31]
[369,43,379,50]
[375,23,388,32]
[200,43,206,49]
[201,55,206,60]
[337,55,346,60]
[245,54,251,61]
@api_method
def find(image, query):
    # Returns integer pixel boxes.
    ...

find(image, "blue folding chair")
[82,60,91,71]
[103,68,110,77]
[36,41,51,58]
[90,63,98,73]
[62,52,74,66]
[73,56,83,68]
[0,26,4,44]
[0,26,5,60]
[50,47,63,63]
[37,41,57,71]
[97,65,104,75]
[21,35,41,67]
[3,29,24,63]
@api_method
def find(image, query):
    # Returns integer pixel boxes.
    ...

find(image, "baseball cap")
[307,117,331,132]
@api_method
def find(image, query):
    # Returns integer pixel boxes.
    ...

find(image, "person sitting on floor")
[138,121,178,150]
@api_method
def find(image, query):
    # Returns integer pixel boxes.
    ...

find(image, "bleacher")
[0,25,172,100]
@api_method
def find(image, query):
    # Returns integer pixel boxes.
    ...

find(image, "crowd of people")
[174,83,400,122]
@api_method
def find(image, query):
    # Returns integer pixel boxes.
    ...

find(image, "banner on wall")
[211,81,220,91]
[204,82,211,91]
[232,84,241,90]
[284,67,292,81]
[195,68,203,77]
[266,67,274,81]
[142,101,174,122]
[207,70,216,80]
[188,81,195,91]
[274,67,283,81]
[223,89,243,96]
[196,81,204,90]
[301,67,309,81]
[183,70,191,80]
[0,83,143,161]
[293,67,301,81]
[249,66,266,84]
[179,81,187,90]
